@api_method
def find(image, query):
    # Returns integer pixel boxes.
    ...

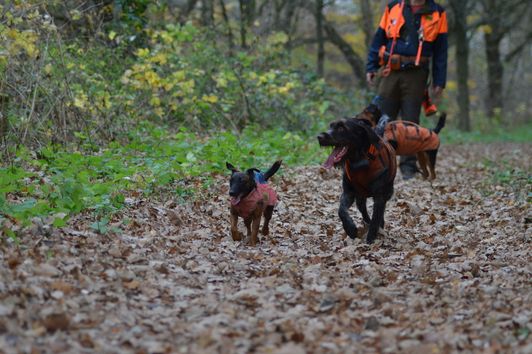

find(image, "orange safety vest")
[384,121,440,155]
[379,0,448,72]
[345,141,397,198]
[380,1,448,43]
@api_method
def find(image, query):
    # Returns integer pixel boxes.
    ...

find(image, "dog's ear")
[263,160,282,180]
[365,104,382,122]
[355,120,380,146]
[246,168,257,181]
[226,162,238,174]
[365,124,381,145]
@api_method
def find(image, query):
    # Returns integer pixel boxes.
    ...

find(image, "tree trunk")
[0,94,8,142]
[484,31,504,118]
[450,0,471,131]
[178,0,199,23]
[359,0,374,50]
[239,0,248,48]
[315,0,325,77]
[201,0,214,27]
[323,21,366,87]
[219,0,235,49]
[238,0,255,48]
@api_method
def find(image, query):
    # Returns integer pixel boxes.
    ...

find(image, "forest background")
[0,0,531,231]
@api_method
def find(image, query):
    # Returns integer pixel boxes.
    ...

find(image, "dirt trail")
[1,143,530,354]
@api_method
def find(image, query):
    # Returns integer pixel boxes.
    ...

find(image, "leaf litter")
[0,143,530,353]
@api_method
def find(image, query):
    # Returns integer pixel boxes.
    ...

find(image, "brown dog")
[317,119,396,244]
[356,104,446,180]
[226,161,282,246]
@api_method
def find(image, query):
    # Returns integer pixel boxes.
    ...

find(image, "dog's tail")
[263,160,282,180]
[433,112,447,134]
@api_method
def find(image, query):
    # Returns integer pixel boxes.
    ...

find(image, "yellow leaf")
[109,31,117,40]
[150,96,161,106]
[137,48,150,58]
[480,25,492,34]
[202,95,218,104]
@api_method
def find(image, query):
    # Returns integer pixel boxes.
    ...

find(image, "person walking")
[366,0,448,179]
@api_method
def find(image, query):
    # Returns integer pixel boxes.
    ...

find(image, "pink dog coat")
[231,183,278,219]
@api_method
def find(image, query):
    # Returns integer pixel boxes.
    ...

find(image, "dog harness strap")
[345,140,396,198]
[383,141,397,182]
[344,159,353,182]
[366,144,378,160]
[391,123,398,141]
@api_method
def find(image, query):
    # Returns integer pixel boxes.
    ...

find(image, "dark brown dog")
[226,161,282,246]
[318,119,396,244]
[356,104,446,180]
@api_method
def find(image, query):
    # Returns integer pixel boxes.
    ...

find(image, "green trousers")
[377,67,429,173]
[377,67,429,124]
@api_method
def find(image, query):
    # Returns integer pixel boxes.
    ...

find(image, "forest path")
[1,143,530,354]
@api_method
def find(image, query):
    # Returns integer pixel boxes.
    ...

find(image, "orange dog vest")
[384,121,440,155]
[345,141,397,198]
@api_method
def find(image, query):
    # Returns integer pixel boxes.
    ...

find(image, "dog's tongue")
[230,196,241,205]
[323,146,347,169]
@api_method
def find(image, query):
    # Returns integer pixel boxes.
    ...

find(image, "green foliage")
[1,5,359,149]
[0,125,325,228]
[119,24,352,131]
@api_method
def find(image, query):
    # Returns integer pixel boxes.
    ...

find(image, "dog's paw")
[246,236,260,246]
[357,223,369,238]
[345,224,358,239]
[231,231,243,241]
[365,236,375,244]
[231,230,244,241]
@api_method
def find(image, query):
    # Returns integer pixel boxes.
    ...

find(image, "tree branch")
[505,30,532,62]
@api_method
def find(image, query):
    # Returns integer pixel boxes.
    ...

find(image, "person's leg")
[398,68,428,179]
[399,68,427,122]
[377,72,401,120]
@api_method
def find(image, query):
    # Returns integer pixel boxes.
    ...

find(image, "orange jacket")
[384,121,440,155]
[367,0,448,87]
[345,141,397,198]
[380,1,448,42]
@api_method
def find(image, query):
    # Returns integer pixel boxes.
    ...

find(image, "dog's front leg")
[366,197,387,244]
[339,182,357,239]
[355,197,371,225]
[244,218,252,242]
[230,208,242,241]
[262,205,274,236]
[250,207,263,246]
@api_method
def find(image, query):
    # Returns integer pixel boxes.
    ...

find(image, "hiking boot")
[399,156,417,180]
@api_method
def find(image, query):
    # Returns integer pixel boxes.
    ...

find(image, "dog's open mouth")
[230,195,243,205]
[323,146,348,169]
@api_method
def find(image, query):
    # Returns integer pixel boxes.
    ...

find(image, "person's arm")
[432,9,448,95]
[367,28,387,74]
[366,5,391,84]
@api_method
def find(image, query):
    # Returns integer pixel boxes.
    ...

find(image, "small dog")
[226,160,282,246]
[318,119,396,244]
[356,104,446,180]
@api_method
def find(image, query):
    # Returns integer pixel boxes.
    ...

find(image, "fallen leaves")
[0,143,530,353]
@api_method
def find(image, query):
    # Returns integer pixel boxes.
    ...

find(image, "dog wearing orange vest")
[226,161,282,246]
[318,119,396,244]
[356,104,446,180]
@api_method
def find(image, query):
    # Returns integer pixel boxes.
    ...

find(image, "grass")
[1,119,530,233]
[0,123,325,229]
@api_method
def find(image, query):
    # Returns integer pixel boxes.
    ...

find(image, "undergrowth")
[0,124,325,232]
